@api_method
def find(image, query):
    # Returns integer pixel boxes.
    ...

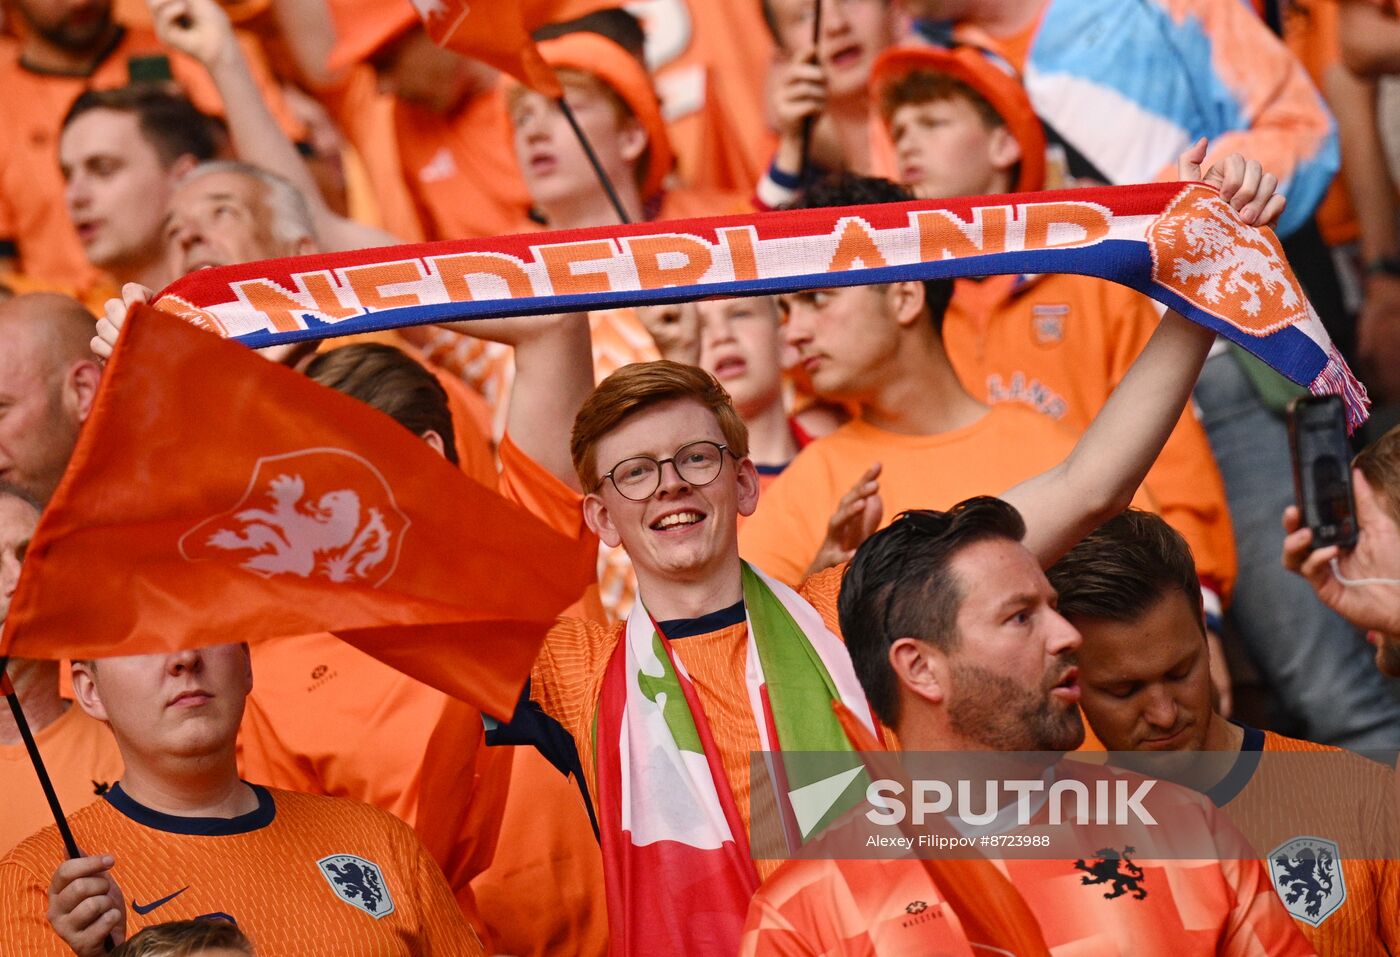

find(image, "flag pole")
[556,97,633,225]
[796,0,825,187]
[1,659,116,953]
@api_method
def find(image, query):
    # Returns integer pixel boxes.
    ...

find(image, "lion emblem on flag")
[1268,837,1346,926]
[180,448,409,586]
[1148,184,1305,335]
[317,854,395,919]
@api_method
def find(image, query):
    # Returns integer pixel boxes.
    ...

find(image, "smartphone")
[128,55,174,85]
[1287,395,1358,550]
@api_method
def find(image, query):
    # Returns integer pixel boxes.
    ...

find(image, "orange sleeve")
[430,366,498,490]
[1107,294,1237,602]
[498,434,588,543]
[530,618,614,758]
[798,563,846,636]
[0,842,70,956]
[390,811,485,956]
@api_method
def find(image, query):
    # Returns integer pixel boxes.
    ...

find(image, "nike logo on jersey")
[131,887,188,915]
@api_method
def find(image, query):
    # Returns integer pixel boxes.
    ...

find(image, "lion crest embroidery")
[180,448,409,586]
[1074,846,1147,900]
[317,854,395,919]
[1148,184,1305,335]
[1268,837,1346,926]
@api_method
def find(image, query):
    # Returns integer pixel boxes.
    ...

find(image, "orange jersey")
[469,746,609,957]
[744,850,1311,956]
[1209,726,1400,955]
[326,70,533,244]
[530,564,845,881]
[739,404,1154,587]
[237,633,500,943]
[0,785,481,955]
[0,705,123,857]
[743,762,1314,957]
[944,273,1237,600]
[630,0,778,193]
[0,24,300,287]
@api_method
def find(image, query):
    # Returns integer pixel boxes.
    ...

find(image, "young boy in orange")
[1051,509,1400,956]
[870,44,1238,631]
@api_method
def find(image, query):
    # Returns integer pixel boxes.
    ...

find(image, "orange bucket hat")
[870,45,1047,194]
[534,32,675,199]
[326,0,419,73]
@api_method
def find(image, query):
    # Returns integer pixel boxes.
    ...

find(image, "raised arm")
[429,315,595,491]
[1005,141,1286,565]
[146,0,399,253]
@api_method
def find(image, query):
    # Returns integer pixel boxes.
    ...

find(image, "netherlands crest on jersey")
[317,854,396,919]
[1268,836,1346,926]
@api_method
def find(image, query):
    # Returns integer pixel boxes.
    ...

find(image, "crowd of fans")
[1,0,1400,953]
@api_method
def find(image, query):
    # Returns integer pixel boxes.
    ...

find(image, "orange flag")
[412,0,560,97]
[0,305,592,719]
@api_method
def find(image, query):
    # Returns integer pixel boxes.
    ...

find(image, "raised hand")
[1176,137,1286,228]
[92,283,156,360]
[805,463,883,577]
[147,0,239,69]
[636,303,701,365]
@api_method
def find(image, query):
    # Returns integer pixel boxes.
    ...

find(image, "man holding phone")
[1284,425,1400,673]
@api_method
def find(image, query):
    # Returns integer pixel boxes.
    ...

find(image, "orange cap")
[326,0,418,74]
[535,32,674,199]
[871,45,1047,194]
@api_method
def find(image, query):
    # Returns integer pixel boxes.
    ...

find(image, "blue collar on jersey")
[105,781,276,835]
[1203,722,1267,807]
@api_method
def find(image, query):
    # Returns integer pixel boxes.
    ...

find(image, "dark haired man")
[1051,509,1400,954]
[59,87,222,295]
[741,499,1313,955]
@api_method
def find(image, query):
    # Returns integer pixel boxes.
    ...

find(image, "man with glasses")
[530,137,1283,947]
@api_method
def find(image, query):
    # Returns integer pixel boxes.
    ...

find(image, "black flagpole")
[2,658,115,952]
[556,96,633,225]
[797,0,825,187]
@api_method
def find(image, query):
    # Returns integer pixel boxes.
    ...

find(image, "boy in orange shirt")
[870,44,1238,628]
[1051,509,1400,956]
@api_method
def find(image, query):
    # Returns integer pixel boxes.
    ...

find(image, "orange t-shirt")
[743,757,1312,957]
[0,704,123,857]
[1211,727,1400,956]
[743,830,1312,956]
[530,564,846,883]
[633,0,778,194]
[944,273,1237,600]
[326,70,533,244]
[738,404,1143,587]
[0,24,300,287]
[236,632,499,944]
[0,785,480,954]
[469,746,609,957]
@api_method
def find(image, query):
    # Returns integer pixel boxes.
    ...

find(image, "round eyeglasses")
[595,441,733,501]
